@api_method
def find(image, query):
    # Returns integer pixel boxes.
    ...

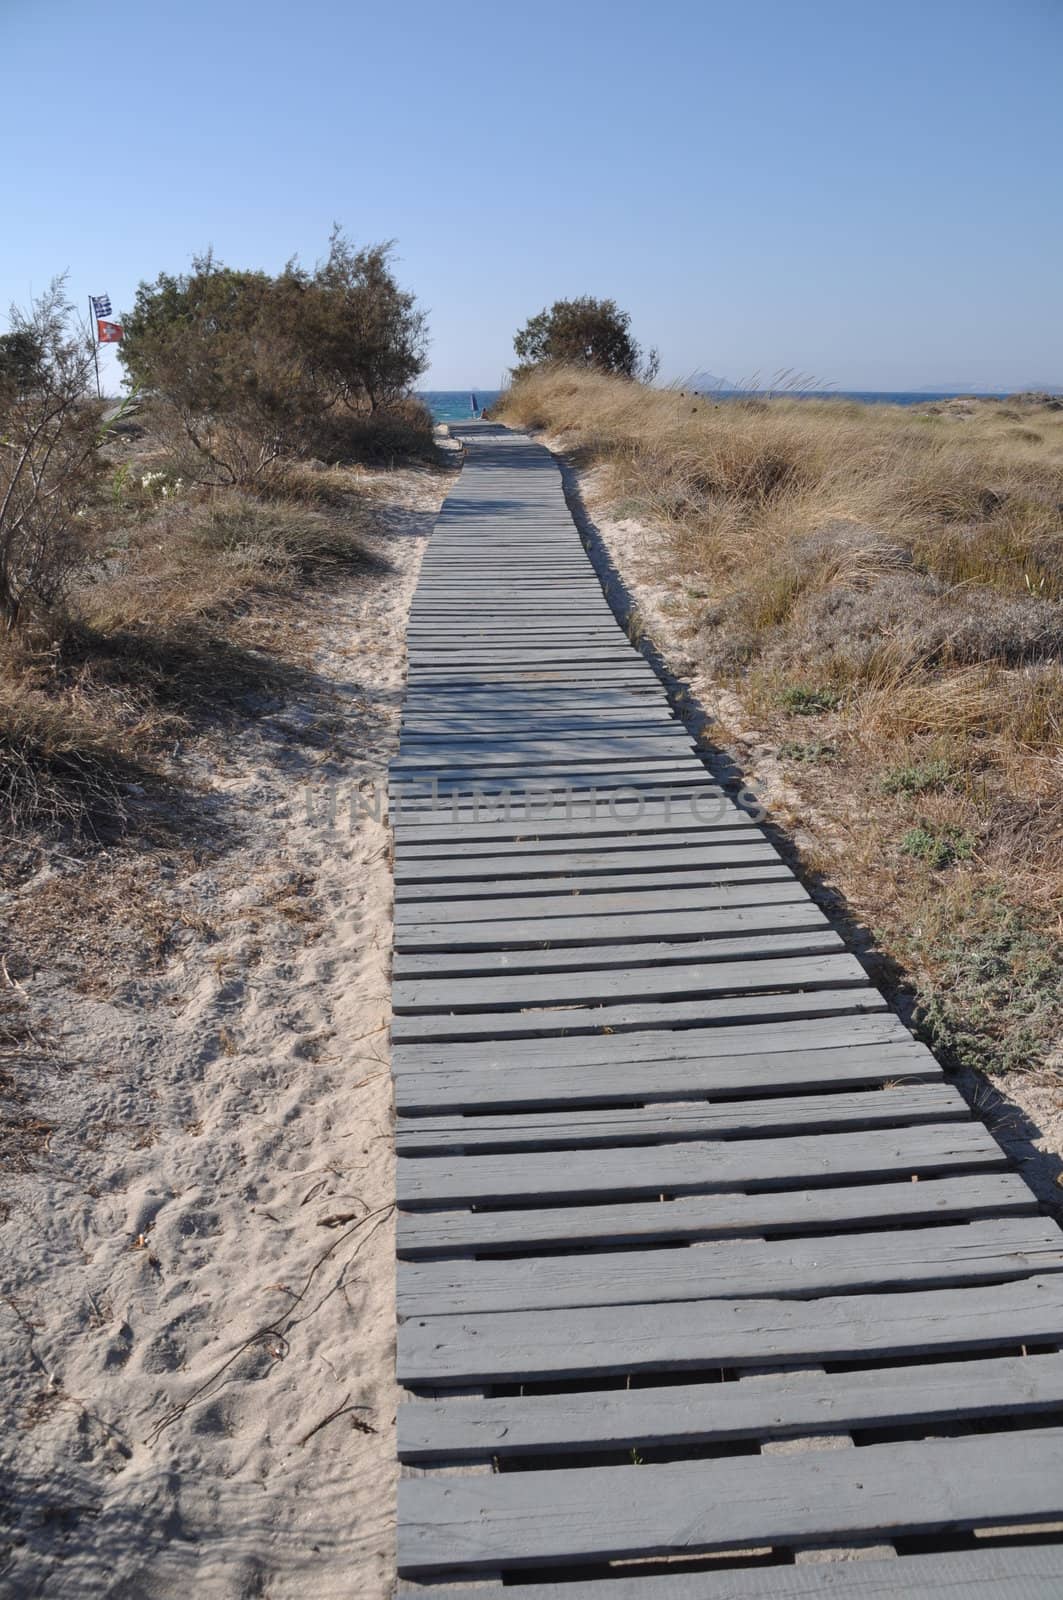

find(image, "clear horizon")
[4,0,1061,394]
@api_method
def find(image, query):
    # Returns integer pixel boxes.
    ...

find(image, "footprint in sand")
[102,1321,134,1370]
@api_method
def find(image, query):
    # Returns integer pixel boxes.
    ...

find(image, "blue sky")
[4,0,1061,392]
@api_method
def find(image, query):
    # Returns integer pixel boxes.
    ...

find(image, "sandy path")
[0,463,449,1598]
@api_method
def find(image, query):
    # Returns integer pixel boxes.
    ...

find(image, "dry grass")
[84,490,372,631]
[499,367,1063,1078]
[0,654,163,840]
[0,464,382,853]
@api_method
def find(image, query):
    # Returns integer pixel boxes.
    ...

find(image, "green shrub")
[119,232,430,483]
[899,824,976,869]
[880,757,954,794]
[913,893,1061,1075]
[779,684,842,715]
[512,296,657,380]
[778,738,836,762]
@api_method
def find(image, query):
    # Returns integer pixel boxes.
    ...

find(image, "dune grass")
[498,367,1063,1079]
[0,464,382,850]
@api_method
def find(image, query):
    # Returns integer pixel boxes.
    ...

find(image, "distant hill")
[682,372,731,393]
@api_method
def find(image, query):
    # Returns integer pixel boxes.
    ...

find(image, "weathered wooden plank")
[400,716,673,737]
[391,808,755,842]
[414,559,593,568]
[394,828,765,864]
[410,605,610,612]
[388,778,734,807]
[403,659,649,674]
[394,929,843,980]
[392,740,697,771]
[412,569,600,579]
[395,1121,1003,1207]
[390,982,886,1045]
[393,840,774,882]
[390,986,887,1045]
[399,1349,1063,1462]
[392,1049,941,1113]
[405,647,638,663]
[393,1037,935,1112]
[401,677,658,693]
[396,1218,1063,1316]
[412,580,605,587]
[391,952,868,1016]
[406,602,615,612]
[394,1082,966,1153]
[401,675,660,690]
[389,803,755,839]
[391,769,714,799]
[399,708,673,729]
[391,767,716,793]
[394,901,829,953]
[393,766,716,798]
[398,688,665,707]
[402,670,655,686]
[398,1273,1063,1389]
[410,580,599,586]
[405,626,625,639]
[396,1172,1035,1258]
[406,608,618,617]
[392,793,732,828]
[404,659,651,674]
[393,876,804,921]
[411,570,599,577]
[409,569,601,576]
[400,688,667,704]
[430,1545,1063,1600]
[397,1429,1063,1575]
[404,639,642,654]
[392,1012,922,1084]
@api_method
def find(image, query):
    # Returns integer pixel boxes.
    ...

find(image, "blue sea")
[776,390,1008,405]
[420,390,504,422]
[419,387,1007,422]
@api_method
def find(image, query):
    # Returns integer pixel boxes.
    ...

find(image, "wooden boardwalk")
[389,422,1063,1594]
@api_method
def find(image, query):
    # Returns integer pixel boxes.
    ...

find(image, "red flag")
[97,319,123,343]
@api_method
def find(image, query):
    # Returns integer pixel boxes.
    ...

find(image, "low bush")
[0,282,105,627]
[304,395,437,465]
[0,649,161,837]
[0,476,378,840]
[779,684,842,715]
[880,758,954,795]
[899,823,977,869]
[119,233,431,484]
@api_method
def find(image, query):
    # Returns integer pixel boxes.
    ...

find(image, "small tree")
[0,281,102,629]
[299,228,429,413]
[119,234,430,481]
[513,296,658,380]
[119,254,310,486]
[0,329,44,392]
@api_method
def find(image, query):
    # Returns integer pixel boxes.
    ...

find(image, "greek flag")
[91,294,112,319]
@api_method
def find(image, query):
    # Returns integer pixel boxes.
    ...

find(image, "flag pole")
[88,297,102,400]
